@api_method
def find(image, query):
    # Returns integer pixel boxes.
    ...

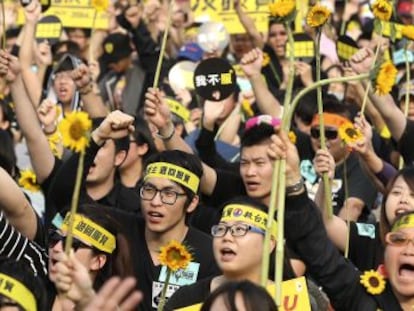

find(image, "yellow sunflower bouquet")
[370,60,398,96]
[268,0,296,23]
[157,240,192,311]
[18,169,40,192]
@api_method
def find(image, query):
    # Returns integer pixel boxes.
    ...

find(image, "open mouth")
[220,248,236,261]
[399,263,414,278]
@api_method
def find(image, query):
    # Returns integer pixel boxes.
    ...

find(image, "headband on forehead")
[392,213,414,232]
[144,162,200,194]
[221,204,277,237]
[245,115,281,131]
[0,273,36,311]
[61,213,116,254]
[311,112,350,128]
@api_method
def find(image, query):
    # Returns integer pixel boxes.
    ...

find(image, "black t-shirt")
[397,118,414,166]
[103,210,220,311]
[348,222,383,272]
[164,276,212,310]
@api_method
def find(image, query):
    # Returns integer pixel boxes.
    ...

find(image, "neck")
[145,221,189,254]
[120,162,143,188]
[222,264,262,285]
[87,174,115,200]
[395,291,414,311]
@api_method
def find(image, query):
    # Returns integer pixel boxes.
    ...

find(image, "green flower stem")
[1,0,5,50]
[153,1,173,89]
[314,29,333,218]
[343,155,350,258]
[399,43,411,169]
[340,0,349,36]
[157,269,171,311]
[286,74,370,129]
[89,9,98,62]
[360,22,383,115]
[65,151,85,254]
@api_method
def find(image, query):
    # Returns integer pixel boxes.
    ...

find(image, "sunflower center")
[314,11,326,23]
[368,276,380,287]
[69,120,85,140]
[345,128,357,138]
[167,249,182,262]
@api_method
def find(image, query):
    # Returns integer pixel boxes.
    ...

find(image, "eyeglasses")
[48,230,92,251]
[211,223,265,237]
[140,184,187,205]
[386,232,414,247]
[0,297,20,309]
[310,128,338,140]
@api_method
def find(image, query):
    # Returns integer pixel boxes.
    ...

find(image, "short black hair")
[241,123,274,149]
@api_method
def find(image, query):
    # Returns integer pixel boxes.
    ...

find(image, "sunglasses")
[48,230,92,251]
[310,128,338,140]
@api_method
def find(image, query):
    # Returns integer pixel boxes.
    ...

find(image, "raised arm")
[240,48,283,117]
[234,0,263,48]
[144,88,218,195]
[0,50,55,184]
[19,0,46,107]
[350,48,406,141]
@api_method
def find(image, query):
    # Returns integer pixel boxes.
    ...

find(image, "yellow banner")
[176,277,310,311]
[191,0,270,34]
[17,0,109,29]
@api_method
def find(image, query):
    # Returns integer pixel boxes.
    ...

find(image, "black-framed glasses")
[211,223,265,238]
[310,128,338,140]
[139,184,187,205]
[386,231,414,247]
[48,230,92,251]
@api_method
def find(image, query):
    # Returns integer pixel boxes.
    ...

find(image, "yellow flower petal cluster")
[18,169,40,192]
[374,61,398,96]
[360,270,386,295]
[262,53,270,67]
[371,0,393,21]
[58,111,92,153]
[91,0,109,11]
[401,25,414,41]
[268,0,296,18]
[158,240,192,272]
[338,122,364,145]
[288,131,296,144]
[242,99,254,117]
[306,4,331,28]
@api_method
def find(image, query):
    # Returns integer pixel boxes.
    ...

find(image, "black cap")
[100,33,132,64]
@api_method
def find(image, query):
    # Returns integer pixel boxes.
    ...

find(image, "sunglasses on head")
[48,230,92,251]
[310,128,338,140]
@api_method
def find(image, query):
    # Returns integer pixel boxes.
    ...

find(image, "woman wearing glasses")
[164,196,301,310]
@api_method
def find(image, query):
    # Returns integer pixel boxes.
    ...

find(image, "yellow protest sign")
[191,0,269,34]
[17,0,109,29]
[176,277,311,311]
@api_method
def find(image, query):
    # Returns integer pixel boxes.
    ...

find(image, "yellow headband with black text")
[392,213,414,232]
[221,204,277,237]
[166,98,190,122]
[0,273,36,311]
[144,162,200,194]
[61,213,116,254]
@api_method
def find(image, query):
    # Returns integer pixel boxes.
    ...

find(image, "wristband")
[286,178,304,194]
[155,124,175,141]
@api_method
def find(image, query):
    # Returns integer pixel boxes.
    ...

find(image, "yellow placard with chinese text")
[17,0,109,29]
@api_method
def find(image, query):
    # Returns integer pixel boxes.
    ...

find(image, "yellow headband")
[221,204,277,237]
[392,213,414,232]
[0,273,36,311]
[145,162,200,194]
[311,112,350,128]
[61,213,116,254]
[166,98,190,122]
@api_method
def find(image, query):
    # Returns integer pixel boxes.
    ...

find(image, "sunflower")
[91,0,109,11]
[262,53,270,67]
[338,122,364,145]
[373,61,398,96]
[268,0,296,19]
[360,270,386,295]
[306,4,331,28]
[241,99,254,117]
[371,0,393,21]
[288,131,297,144]
[18,169,40,192]
[158,240,192,272]
[401,25,414,41]
[58,111,92,153]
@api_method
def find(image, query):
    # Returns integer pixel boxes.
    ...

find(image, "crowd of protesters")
[0,0,414,310]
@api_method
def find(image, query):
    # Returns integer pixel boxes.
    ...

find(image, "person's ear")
[90,254,107,272]
[114,150,128,166]
[186,195,199,213]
